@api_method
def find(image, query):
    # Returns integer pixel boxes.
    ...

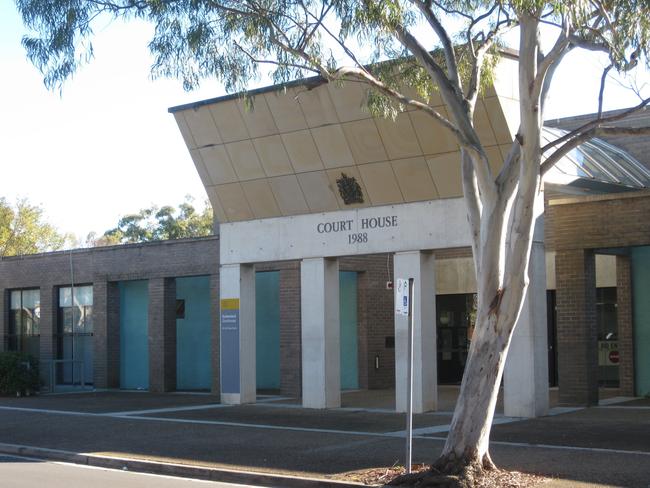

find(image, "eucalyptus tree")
[0,197,70,257]
[15,0,650,483]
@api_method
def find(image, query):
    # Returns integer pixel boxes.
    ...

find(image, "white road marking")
[105,404,230,416]
[0,453,259,486]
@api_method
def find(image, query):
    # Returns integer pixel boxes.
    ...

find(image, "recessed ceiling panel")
[281,130,324,173]
[311,125,355,168]
[241,179,281,219]
[375,112,422,160]
[409,108,458,155]
[215,182,254,221]
[358,161,404,205]
[473,99,498,147]
[209,99,249,143]
[427,152,463,198]
[252,135,294,177]
[268,174,310,215]
[183,106,221,147]
[199,145,238,185]
[297,171,340,212]
[342,119,388,164]
[173,113,198,150]
[392,156,438,201]
[225,140,266,181]
[263,88,309,132]
[296,86,339,128]
[237,96,279,138]
[327,81,369,122]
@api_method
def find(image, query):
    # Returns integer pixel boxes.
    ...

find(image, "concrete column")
[556,249,598,405]
[301,257,340,409]
[394,251,436,413]
[220,263,256,405]
[504,213,549,418]
[93,281,120,389]
[148,277,176,393]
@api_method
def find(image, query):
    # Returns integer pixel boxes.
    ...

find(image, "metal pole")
[69,250,76,386]
[406,277,415,474]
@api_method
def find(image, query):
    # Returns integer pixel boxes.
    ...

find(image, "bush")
[0,352,40,396]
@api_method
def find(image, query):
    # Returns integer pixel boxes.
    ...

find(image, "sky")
[1,2,648,242]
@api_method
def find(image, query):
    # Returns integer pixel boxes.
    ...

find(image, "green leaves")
[0,198,71,258]
[97,196,213,245]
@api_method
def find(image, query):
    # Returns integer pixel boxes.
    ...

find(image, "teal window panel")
[119,280,149,390]
[256,271,281,390]
[340,271,359,390]
[176,275,212,390]
[632,246,650,397]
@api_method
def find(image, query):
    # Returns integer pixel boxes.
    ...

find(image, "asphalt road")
[0,455,263,488]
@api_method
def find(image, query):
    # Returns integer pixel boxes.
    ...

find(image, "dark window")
[437,293,476,384]
[176,299,186,319]
[6,289,41,358]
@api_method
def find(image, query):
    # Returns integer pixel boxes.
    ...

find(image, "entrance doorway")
[56,285,93,387]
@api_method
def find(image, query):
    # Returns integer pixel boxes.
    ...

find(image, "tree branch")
[410,0,461,88]
[542,97,650,154]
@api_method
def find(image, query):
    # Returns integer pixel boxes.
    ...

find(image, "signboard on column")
[395,278,409,316]
[220,298,240,393]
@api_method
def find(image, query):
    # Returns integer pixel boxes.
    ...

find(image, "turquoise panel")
[176,276,212,390]
[256,272,280,390]
[632,246,650,396]
[340,271,359,390]
[119,280,149,390]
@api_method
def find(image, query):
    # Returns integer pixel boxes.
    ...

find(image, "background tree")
[0,197,71,257]
[15,0,650,484]
[88,197,213,245]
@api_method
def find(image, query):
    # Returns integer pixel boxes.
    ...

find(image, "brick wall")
[555,249,599,405]
[148,277,177,392]
[340,254,395,390]
[547,191,650,404]
[546,191,650,251]
[0,237,220,392]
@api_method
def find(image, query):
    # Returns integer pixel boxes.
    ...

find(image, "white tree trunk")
[435,13,544,471]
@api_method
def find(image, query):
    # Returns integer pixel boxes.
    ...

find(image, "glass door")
[56,285,93,387]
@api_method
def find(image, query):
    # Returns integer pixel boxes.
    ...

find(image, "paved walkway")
[0,391,648,487]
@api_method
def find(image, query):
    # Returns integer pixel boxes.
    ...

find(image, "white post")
[219,263,256,405]
[301,257,340,408]
[504,205,549,418]
[394,251,437,413]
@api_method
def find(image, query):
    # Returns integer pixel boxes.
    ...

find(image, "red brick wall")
[555,249,599,405]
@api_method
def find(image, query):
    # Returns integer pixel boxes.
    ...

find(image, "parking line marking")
[2,405,649,459]
[104,404,230,416]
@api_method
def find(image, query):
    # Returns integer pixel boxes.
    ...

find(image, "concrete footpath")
[0,391,648,487]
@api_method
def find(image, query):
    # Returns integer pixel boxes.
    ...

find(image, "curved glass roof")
[543,127,650,190]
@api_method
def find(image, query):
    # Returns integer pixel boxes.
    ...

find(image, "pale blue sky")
[1,2,647,241]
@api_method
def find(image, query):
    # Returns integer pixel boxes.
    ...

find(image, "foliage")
[0,352,40,395]
[89,196,213,245]
[0,197,71,258]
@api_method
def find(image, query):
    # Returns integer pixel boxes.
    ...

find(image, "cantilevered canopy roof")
[543,127,650,192]
[169,57,521,223]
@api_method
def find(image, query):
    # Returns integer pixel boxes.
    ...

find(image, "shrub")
[0,352,40,396]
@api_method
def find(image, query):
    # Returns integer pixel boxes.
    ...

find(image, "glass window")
[6,289,41,358]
